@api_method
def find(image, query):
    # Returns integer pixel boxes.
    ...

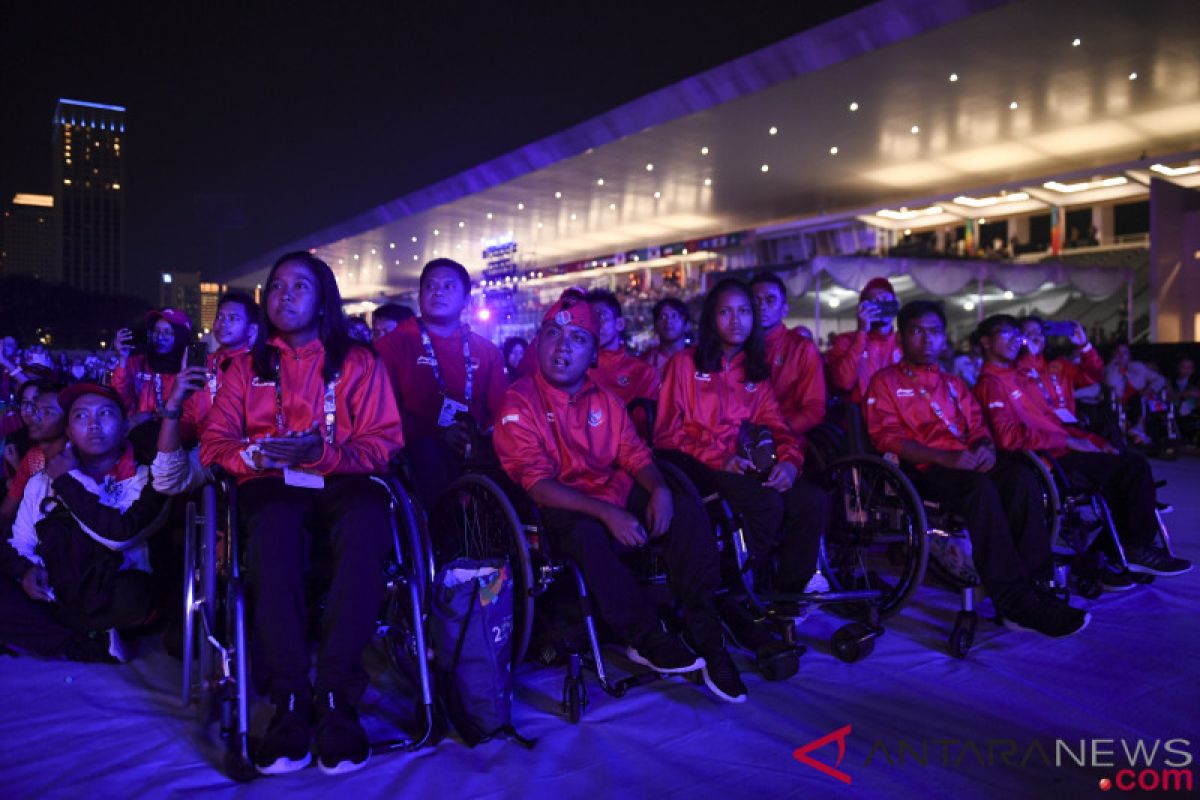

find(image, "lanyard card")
[283,466,325,490]
[438,397,470,428]
[1053,407,1079,425]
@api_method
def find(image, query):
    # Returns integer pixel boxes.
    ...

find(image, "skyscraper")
[52,98,126,294]
[1,193,56,280]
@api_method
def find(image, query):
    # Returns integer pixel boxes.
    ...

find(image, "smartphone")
[187,341,211,369]
[1043,320,1075,338]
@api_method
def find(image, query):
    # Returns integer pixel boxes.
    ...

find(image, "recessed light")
[978,218,987,224]
[1129,72,1138,80]
[645,163,654,171]
[760,164,769,173]
[910,125,920,134]
[1072,37,1081,47]
[432,249,438,255]
[554,191,562,199]
[703,178,712,186]
[596,178,605,186]
[486,212,493,219]
[433,229,440,236]
[1003,290,1014,300]
[369,248,376,255]
[829,298,841,308]
[829,146,839,155]
[949,73,959,82]
[389,242,395,249]
[517,203,524,210]
[394,259,399,264]
[1009,101,1019,110]
[377,264,383,270]
[849,101,859,111]
[458,220,465,227]
[412,254,418,261]
[353,254,359,260]
[537,222,543,228]
[338,258,344,264]
[411,235,417,242]
[653,191,661,199]
[904,228,912,235]
[768,126,778,136]
[608,203,617,210]
[570,212,577,220]
[700,146,709,155]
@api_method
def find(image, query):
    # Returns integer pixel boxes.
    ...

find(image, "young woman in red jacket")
[654,279,831,595]
[200,251,404,776]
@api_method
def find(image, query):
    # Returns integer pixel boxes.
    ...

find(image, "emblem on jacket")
[617,375,630,387]
[588,409,603,427]
[745,383,758,393]
[555,310,572,325]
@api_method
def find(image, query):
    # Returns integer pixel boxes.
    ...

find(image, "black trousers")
[405,435,465,511]
[908,455,1049,604]
[1057,451,1156,547]
[239,474,393,703]
[538,483,723,650]
[666,453,829,592]
[0,567,152,657]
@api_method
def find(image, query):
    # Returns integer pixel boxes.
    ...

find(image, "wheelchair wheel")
[429,473,535,665]
[377,478,435,693]
[182,484,220,708]
[819,455,928,620]
[1015,451,1062,544]
[804,421,846,480]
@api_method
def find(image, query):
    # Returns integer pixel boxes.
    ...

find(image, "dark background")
[1,1,872,301]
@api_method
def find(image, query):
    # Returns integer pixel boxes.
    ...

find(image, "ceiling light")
[828,298,841,308]
[1003,290,1014,300]
[570,212,577,219]
[486,212,493,220]
[949,73,958,82]
[1128,72,1138,81]
[653,191,661,199]
[433,229,440,236]
[910,125,920,134]
[829,146,839,155]
[411,235,417,242]
[760,164,769,173]
[703,178,712,186]
[389,242,395,249]
[517,203,524,210]
[353,254,359,260]
[849,101,859,111]
[1150,163,1200,176]
[1071,37,1081,47]
[413,254,418,261]
[963,300,976,311]
[768,126,778,136]
[458,221,465,227]
[596,178,605,186]
[394,259,400,264]
[537,222,543,228]
[953,191,1030,207]
[369,248,376,255]
[645,163,654,171]
[700,146,709,155]
[903,228,912,236]
[1009,101,1019,110]
[337,259,344,264]
[554,191,562,199]
[377,264,383,270]
[608,203,617,210]
[978,218,987,224]
[432,249,438,255]
[876,205,943,220]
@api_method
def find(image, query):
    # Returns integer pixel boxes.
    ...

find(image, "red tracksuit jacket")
[974,361,1106,456]
[763,324,826,436]
[827,329,902,403]
[374,317,508,442]
[654,348,804,471]
[1016,345,1103,416]
[593,347,660,406]
[493,371,654,507]
[200,336,403,482]
[865,361,990,459]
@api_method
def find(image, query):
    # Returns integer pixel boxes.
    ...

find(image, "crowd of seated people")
[0,255,1193,778]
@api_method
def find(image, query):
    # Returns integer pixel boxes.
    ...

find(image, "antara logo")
[793,725,853,785]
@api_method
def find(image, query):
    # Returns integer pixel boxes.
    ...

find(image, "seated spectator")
[1019,317,1102,421]
[826,277,903,404]
[642,298,691,375]
[585,289,661,407]
[1168,357,1199,447]
[493,290,745,702]
[501,336,527,382]
[111,308,193,441]
[347,315,372,344]
[951,336,983,388]
[1104,341,1166,445]
[1,380,67,528]
[201,252,404,776]
[749,272,826,438]
[865,301,1088,638]
[182,291,260,430]
[655,279,830,596]
[0,383,171,663]
[375,258,508,508]
[370,303,414,340]
[974,315,1191,584]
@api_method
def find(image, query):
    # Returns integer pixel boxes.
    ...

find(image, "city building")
[1,193,57,280]
[224,0,1200,345]
[52,98,126,294]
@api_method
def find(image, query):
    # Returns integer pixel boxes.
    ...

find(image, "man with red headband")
[494,290,747,703]
[826,277,903,404]
[0,384,170,662]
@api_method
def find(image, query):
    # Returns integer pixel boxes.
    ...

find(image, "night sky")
[2,1,870,299]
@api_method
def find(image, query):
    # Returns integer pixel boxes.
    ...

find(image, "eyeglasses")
[19,402,61,419]
[995,328,1025,341]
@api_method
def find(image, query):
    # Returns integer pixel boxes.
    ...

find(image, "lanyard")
[153,373,164,414]
[902,365,967,441]
[417,319,474,405]
[273,352,339,445]
[1027,366,1066,408]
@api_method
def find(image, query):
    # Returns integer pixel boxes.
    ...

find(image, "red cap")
[145,307,193,331]
[860,277,897,303]
[542,290,599,341]
[58,382,125,416]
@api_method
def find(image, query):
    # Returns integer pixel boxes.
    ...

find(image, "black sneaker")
[1125,546,1193,577]
[255,693,313,775]
[699,648,747,704]
[315,691,370,776]
[1100,570,1137,593]
[1002,591,1090,639]
[626,632,704,674]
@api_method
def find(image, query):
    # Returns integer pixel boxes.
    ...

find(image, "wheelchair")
[922,448,1178,658]
[180,470,435,780]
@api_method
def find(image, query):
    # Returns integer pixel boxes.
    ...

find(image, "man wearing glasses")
[1,381,67,528]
